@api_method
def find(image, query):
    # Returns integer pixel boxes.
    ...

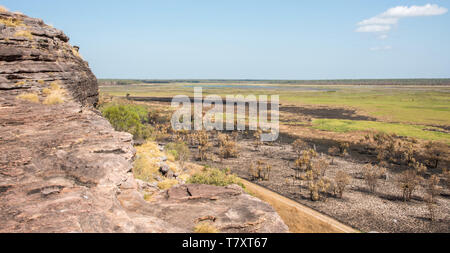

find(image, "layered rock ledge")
[0,10,288,233]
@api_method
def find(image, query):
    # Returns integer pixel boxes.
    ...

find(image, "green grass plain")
[100,82,450,143]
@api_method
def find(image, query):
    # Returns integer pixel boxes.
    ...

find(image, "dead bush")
[338,141,350,156]
[424,141,447,169]
[293,149,317,180]
[333,171,351,199]
[219,137,239,159]
[363,164,386,193]
[253,129,263,150]
[312,157,328,177]
[397,170,422,202]
[425,175,441,204]
[292,139,308,155]
[250,160,272,181]
[196,131,211,161]
[303,169,330,201]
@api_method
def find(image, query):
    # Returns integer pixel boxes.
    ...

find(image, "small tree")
[334,171,351,199]
[397,170,422,202]
[363,164,386,193]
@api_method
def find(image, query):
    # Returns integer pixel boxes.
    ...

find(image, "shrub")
[17,93,39,103]
[166,142,191,168]
[334,171,351,198]
[188,168,244,188]
[194,222,219,233]
[397,170,422,202]
[363,164,386,193]
[0,6,8,12]
[101,103,153,140]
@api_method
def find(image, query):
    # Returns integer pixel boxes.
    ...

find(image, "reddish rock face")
[0,11,98,106]
[0,10,288,233]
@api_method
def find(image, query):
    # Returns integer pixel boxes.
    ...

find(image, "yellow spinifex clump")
[17,93,39,103]
[0,17,23,27]
[43,82,66,105]
[14,30,33,40]
[194,222,219,233]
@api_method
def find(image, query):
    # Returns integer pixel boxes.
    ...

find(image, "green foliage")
[188,168,244,188]
[313,119,450,143]
[101,103,153,140]
[166,142,191,167]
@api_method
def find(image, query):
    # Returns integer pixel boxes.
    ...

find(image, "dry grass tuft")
[14,30,33,40]
[0,17,23,27]
[157,179,179,190]
[17,93,39,103]
[194,222,219,233]
[42,82,66,105]
[133,142,162,182]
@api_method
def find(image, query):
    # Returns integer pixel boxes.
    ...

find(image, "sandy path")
[242,180,359,233]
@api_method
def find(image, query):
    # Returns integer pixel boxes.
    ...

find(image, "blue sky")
[2,0,450,79]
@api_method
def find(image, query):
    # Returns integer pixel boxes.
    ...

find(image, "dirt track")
[242,180,358,233]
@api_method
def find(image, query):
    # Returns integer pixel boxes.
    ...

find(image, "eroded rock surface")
[0,10,288,233]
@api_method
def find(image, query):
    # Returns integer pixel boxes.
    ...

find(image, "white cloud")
[356,25,391,33]
[370,46,392,51]
[356,4,447,34]
[381,4,447,17]
[358,17,399,26]
[378,34,388,40]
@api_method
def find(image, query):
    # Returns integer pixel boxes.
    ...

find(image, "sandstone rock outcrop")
[0,9,288,233]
